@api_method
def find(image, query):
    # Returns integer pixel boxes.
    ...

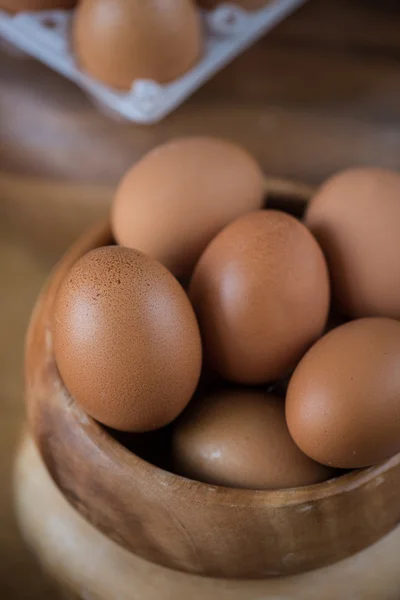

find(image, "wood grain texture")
[0,179,117,599]
[14,424,400,599]
[25,186,400,579]
[0,223,61,598]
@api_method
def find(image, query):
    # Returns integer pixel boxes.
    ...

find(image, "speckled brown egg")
[189,210,330,384]
[72,0,202,89]
[286,318,400,469]
[112,137,265,278]
[1,0,75,10]
[305,168,400,319]
[172,388,332,489]
[52,246,202,432]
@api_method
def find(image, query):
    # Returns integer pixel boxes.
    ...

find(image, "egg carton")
[0,0,307,124]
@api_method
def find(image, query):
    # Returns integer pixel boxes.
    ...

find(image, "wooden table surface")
[2,0,400,597]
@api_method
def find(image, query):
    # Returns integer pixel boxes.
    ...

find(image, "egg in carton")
[0,0,308,123]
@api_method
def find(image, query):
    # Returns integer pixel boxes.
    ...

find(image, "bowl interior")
[24,183,400,579]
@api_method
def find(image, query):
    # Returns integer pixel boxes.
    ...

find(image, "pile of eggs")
[2,0,271,89]
[52,135,400,491]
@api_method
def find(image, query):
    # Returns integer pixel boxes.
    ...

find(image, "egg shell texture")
[172,388,332,489]
[72,0,202,89]
[112,137,265,278]
[189,210,330,384]
[305,167,400,319]
[52,246,202,432]
[286,317,400,469]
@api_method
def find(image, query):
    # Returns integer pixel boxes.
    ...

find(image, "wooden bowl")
[25,178,400,580]
[14,432,400,600]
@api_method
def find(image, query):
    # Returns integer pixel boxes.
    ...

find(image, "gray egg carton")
[0,0,307,123]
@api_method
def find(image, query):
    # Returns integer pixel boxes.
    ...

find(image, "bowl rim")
[79,398,400,507]
[26,180,400,578]
[28,214,400,510]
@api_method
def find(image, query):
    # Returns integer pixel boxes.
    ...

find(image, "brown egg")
[172,388,331,489]
[112,137,265,278]
[1,0,75,10]
[72,0,202,89]
[52,246,202,432]
[197,0,270,9]
[305,168,400,319]
[189,210,330,384]
[286,318,400,469]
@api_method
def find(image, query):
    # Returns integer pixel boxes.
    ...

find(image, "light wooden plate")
[14,431,400,600]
